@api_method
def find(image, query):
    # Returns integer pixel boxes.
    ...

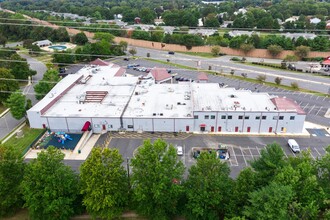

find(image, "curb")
[1,121,26,144]
[0,108,10,118]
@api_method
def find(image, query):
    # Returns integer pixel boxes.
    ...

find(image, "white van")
[288,139,300,153]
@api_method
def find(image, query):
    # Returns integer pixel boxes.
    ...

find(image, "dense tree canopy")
[21,147,80,220]
[131,139,184,219]
[0,145,25,217]
[80,148,129,219]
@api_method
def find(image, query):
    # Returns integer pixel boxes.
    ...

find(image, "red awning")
[199,124,206,127]
[81,121,91,131]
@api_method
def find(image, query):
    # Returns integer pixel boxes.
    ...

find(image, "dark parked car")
[168,51,175,55]
[123,57,129,61]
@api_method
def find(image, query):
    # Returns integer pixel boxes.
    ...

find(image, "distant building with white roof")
[27,60,306,134]
[33,40,52,47]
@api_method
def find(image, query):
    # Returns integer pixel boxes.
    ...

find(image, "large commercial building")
[27,62,306,134]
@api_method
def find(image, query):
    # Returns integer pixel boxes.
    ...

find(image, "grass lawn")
[3,125,45,155]
[0,103,7,115]
[178,51,215,58]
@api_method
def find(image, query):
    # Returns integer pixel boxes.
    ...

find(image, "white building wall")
[66,117,91,133]
[91,117,121,133]
[153,118,175,131]
[131,118,153,132]
[27,111,47,129]
[47,117,67,131]
[241,112,261,133]
[193,111,217,132]
[174,118,194,132]
[259,112,280,133]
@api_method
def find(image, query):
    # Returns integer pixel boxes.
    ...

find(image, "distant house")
[321,56,330,69]
[310,17,321,24]
[148,68,172,84]
[188,29,217,37]
[228,30,260,37]
[33,40,52,47]
[282,32,317,40]
[284,16,299,23]
[154,18,164,26]
[198,72,208,83]
[234,8,247,16]
[221,21,233,28]
[134,17,141,24]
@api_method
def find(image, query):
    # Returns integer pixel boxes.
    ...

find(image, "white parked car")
[288,139,300,153]
[176,146,183,156]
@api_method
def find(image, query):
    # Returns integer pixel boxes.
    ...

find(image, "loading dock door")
[186,126,189,132]
[235,127,239,132]
[247,127,251,132]
[269,127,273,133]
[218,126,222,132]
[211,126,214,132]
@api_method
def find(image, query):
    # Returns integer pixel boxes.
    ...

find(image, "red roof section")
[114,67,126,77]
[271,97,305,115]
[90,58,109,66]
[322,56,330,65]
[150,68,172,82]
[198,72,208,81]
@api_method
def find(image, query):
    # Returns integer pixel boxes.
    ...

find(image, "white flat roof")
[192,83,276,112]
[28,65,286,120]
[29,65,138,118]
[124,81,193,118]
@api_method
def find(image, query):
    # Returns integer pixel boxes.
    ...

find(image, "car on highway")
[176,146,183,156]
[288,139,300,153]
[168,51,175,55]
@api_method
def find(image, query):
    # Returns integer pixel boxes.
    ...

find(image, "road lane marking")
[316,107,323,116]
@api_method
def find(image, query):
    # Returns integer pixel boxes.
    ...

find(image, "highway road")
[134,47,330,94]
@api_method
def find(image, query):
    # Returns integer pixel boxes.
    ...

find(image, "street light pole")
[126,157,130,189]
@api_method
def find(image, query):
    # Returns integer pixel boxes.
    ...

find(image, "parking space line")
[230,146,238,166]
[248,147,254,160]
[309,149,316,160]
[308,105,316,114]
[304,94,308,97]
[303,103,309,110]
[240,146,248,166]
[314,148,322,156]
[316,96,320,100]
[316,107,323,116]
[282,148,289,158]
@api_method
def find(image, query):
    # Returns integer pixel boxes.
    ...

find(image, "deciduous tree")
[131,139,184,219]
[0,144,25,217]
[184,152,234,219]
[244,182,293,219]
[0,68,19,104]
[21,147,80,220]
[267,44,283,57]
[80,148,129,219]
[73,32,89,45]
[34,69,60,100]
[295,45,310,59]
[5,91,26,120]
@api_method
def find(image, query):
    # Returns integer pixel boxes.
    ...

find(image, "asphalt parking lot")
[98,132,330,178]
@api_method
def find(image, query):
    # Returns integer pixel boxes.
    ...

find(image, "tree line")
[1,139,330,219]
[3,0,330,28]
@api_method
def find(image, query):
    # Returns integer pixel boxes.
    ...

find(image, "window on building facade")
[290,116,295,120]
[256,116,260,120]
[228,115,233,119]
[279,116,284,120]
[238,115,243,119]
[194,115,198,119]
[273,116,278,120]
[245,116,249,119]
[205,115,209,119]
[262,116,267,120]
[128,125,134,128]
[211,115,215,119]
[221,115,226,119]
